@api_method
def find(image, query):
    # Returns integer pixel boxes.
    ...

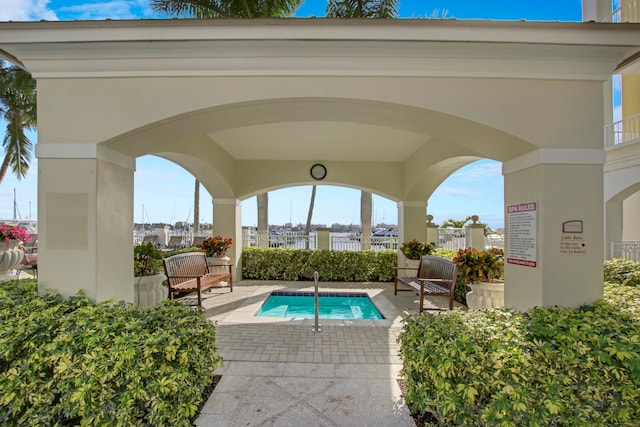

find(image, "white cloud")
[450,161,502,182]
[60,0,163,20]
[0,0,57,21]
[437,187,478,198]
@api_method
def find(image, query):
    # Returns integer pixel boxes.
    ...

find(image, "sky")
[0,0,589,230]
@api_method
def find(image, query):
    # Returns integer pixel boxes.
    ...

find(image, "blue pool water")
[256,292,384,320]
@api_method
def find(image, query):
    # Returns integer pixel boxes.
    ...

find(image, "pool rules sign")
[507,202,537,268]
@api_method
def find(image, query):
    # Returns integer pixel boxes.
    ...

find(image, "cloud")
[449,161,502,182]
[437,187,478,198]
[0,0,57,21]
[56,0,158,20]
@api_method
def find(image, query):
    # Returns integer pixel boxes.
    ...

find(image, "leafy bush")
[400,239,434,260]
[604,258,640,287]
[0,279,222,426]
[241,247,397,282]
[398,283,640,426]
[133,242,164,276]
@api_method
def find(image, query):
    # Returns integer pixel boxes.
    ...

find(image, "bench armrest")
[392,267,419,272]
[417,278,453,283]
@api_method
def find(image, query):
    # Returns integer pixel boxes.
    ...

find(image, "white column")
[605,199,623,258]
[212,198,241,278]
[398,201,427,266]
[465,215,486,250]
[36,143,135,303]
[503,148,605,310]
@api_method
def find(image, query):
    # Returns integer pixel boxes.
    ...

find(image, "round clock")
[310,163,327,180]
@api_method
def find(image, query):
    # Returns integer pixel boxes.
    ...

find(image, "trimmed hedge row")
[399,282,640,426]
[241,247,398,282]
[0,280,222,426]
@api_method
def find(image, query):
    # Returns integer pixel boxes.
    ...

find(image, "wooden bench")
[394,255,458,312]
[163,252,232,307]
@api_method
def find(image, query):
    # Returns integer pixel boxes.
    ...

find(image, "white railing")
[605,113,640,147]
[611,241,640,261]
[242,232,397,252]
[438,228,467,251]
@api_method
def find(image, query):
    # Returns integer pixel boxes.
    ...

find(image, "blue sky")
[0,0,587,229]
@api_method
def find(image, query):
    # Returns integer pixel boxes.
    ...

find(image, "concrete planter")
[0,240,24,279]
[134,273,168,308]
[466,281,504,310]
[207,255,231,276]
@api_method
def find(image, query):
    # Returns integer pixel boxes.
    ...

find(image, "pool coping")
[221,284,407,328]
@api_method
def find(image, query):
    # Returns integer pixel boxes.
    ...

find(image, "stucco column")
[605,199,623,258]
[398,201,427,266]
[212,198,242,277]
[36,144,135,303]
[425,214,439,247]
[503,149,604,310]
[316,228,331,250]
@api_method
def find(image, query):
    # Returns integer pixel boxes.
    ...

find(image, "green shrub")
[0,279,222,426]
[398,283,640,426]
[241,247,397,282]
[604,258,640,287]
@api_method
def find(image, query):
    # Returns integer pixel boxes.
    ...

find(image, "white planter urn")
[134,273,168,308]
[404,258,421,270]
[0,240,24,279]
[466,281,505,310]
[207,255,231,276]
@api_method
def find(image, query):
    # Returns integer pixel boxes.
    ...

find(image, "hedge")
[399,281,640,426]
[241,247,398,282]
[0,280,222,426]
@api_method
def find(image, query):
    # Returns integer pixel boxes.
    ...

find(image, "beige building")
[0,17,639,310]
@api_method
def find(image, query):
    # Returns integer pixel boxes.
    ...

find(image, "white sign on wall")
[506,201,537,268]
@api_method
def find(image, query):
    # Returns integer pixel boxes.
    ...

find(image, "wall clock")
[310,163,327,180]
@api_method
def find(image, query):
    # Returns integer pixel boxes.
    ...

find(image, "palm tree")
[326,0,398,18]
[441,217,472,228]
[151,0,301,18]
[0,60,37,187]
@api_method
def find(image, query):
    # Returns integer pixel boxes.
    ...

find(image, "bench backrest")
[418,256,458,287]
[163,252,210,287]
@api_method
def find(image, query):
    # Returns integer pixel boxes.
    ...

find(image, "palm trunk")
[193,179,200,234]
[360,191,372,250]
[257,193,268,247]
[305,185,317,249]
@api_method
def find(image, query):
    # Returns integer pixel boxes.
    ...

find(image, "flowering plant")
[400,239,434,260]
[199,235,233,257]
[0,223,31,242]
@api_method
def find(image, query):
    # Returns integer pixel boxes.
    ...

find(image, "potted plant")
[133,242,167,308]
[199,235,233,274]
[0,223,31,278]
[452,247,504,309]
[400,239,434,268]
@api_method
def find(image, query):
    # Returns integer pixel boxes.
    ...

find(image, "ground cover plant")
[0,279,222,426]
[399,260,640,426]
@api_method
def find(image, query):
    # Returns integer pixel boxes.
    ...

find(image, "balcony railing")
[605,113,640,147]
[611,241,640,261]
[609,1,640,22]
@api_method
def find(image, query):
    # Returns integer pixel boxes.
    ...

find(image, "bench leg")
[196,278,203,307]
[419,283,424,313]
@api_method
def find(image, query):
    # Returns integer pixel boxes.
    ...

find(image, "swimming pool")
[256,291,384,320]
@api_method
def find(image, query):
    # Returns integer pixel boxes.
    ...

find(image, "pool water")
[256,292,384,320]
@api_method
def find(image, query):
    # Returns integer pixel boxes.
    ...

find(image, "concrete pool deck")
[191,280,466,427]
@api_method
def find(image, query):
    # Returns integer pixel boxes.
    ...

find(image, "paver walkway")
[192,281,465,427]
